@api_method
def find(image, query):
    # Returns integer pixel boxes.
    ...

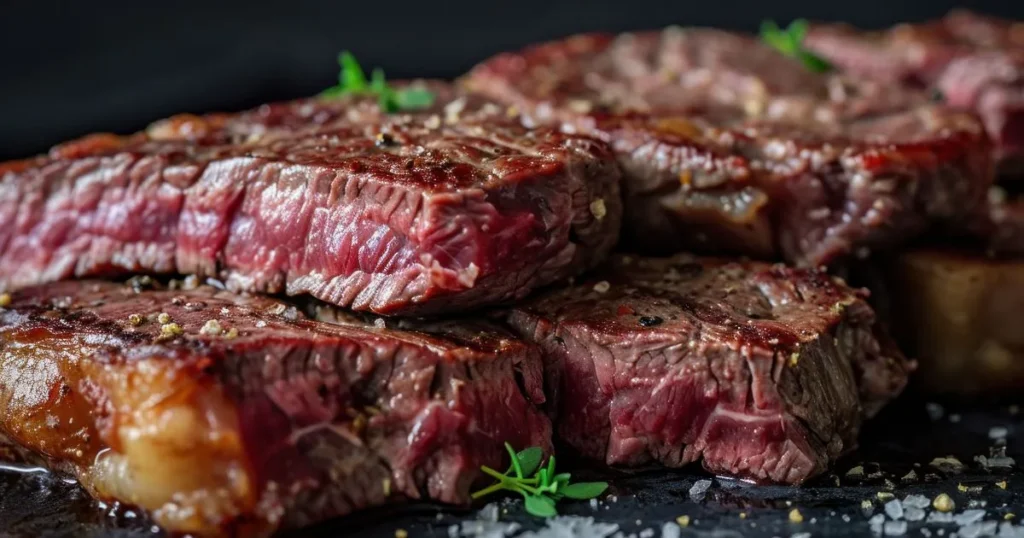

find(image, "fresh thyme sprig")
[471,443,608,517]
[760,19,833,73]
[320,51,435,113]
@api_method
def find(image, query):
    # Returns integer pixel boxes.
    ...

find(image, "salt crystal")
[959,521,998,538]
[792,533,812,538]
[518,516,618,538]
[905,507,926,522]
[997,521,1020,537]
[921,529,932,537]
[660,522,681,538]
[590,499,599,510]
[990,427,1009,440]
[689,479,712,501]
[886,500,906,520]
[870,513,887,533]
[953,510,987,526]
[843,515,852,522]
[926,402,945,420]
[884,521,908,535]
[639,529,655,538]
[927,512,954,523]
[904,495,932,510]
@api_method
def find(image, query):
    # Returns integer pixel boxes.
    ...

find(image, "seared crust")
[506,254,911,484]
[464,28,994,266]
[0,86,622,315]
[0,279,551,537]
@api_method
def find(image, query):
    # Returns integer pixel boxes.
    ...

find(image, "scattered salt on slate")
[904,506,926,522]
[883,520,908,535]
[660,522,680,538]
[960,521,998,538]
[688,479,712,501]
[884,499,904,520]
[518,516,620,538]
[902,495,932,510]
[953,509,987,526]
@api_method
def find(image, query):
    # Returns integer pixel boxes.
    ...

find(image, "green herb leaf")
[505,442,525,479]
[321,51,436,112]
[472,445,606,517]
[394,87,436,110]
[524,494,558,517]
[516,447,544,478]
[560,481,609,500]
[760,19,833,73]
[339,51,368,91]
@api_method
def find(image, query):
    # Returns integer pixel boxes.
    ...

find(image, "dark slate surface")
[1,398,1021,538]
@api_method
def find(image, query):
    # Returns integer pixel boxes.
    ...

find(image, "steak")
[0,87,622,315]
[463,28,994,267]
[805,10,1024,176]
[0,279,551,537]
[506,254,911,484]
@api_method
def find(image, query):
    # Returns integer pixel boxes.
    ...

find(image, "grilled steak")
[805,10,1024,176]
[0,280,551,537]
[464,28,994,267]
[0,88,621,315]
[506,255,911,484]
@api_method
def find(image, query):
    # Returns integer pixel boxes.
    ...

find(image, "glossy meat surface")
[0,86,622,315]
[805,10,1024,176]
[0,280,551,537]
[464,28,994,266]
[507,254,911,484]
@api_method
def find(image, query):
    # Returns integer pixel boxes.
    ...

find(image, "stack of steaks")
[5,13,1017,538]
[803,11,1024,395]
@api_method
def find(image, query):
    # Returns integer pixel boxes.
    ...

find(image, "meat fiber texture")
[0,279,551,537]
[463,27,995,267]
[506,254,912,484]
[804,10,1024,177]
[0,84,622,315]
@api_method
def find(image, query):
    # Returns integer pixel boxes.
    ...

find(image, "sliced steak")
[463,28,994,267]
[0,89,621,315]
[506,254,911,484]
[0,280,551,537]
[805,10,1024,176]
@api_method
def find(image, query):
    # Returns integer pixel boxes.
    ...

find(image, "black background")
[2,0,1023,160]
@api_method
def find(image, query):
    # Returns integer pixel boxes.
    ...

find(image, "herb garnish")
[471,443,608,517]
[760,19,833,73]
[320,51,435,113]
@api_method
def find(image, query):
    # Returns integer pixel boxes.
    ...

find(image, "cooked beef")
[0,88,621,315]
[0,280,551,537]
[805,10,1024,176]
[463,28,994,267]
[506,254,911,484]
[887,248,1024,396]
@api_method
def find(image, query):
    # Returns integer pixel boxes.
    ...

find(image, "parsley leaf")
[471,443,608,518]
[321,51,435,113]
[760,19,833,73]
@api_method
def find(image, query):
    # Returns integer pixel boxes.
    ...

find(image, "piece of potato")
[888,248,1024,396]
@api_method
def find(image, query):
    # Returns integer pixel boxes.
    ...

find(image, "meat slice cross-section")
[0,89,622,315]
[506,254,912,484]
[464,28,994,267]
[0,280,551,537]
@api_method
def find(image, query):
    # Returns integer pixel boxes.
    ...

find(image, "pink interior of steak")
[0,96,621,315]
[0,280,551,536]
[507,255,911,484]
